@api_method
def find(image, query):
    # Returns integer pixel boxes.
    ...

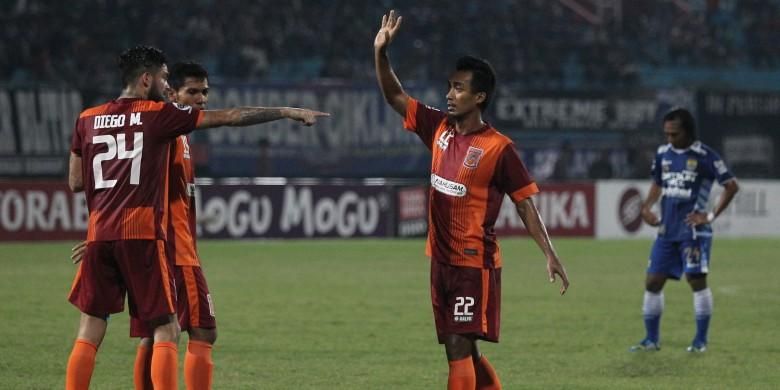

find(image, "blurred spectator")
[2,0,779,91]
[588,150,614,179]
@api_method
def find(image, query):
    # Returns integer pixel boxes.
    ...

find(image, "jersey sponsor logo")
[435,129,455,151]
[172,102,193,113]
[463,146,484,169]
[686,158,698,171]
[661,170,697,199]
[430,174,467,197]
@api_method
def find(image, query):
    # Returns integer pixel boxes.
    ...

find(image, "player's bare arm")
[641,183,662,226]
[516,197,570,295]
[197,107,329,129]
[374,9,410,117]
[68,152,84,192]
[685,179,740,226]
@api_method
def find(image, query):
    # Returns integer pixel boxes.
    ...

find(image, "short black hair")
[169,61,209,90]
[663,107,697,141]
[118,45,167,87]
[455,56,496,111]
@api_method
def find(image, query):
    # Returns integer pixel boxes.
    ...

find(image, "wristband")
[706,211,715,223]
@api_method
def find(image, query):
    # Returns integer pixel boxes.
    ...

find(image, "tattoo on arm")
[231,107,285,126]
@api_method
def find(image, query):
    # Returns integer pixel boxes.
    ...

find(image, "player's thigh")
[68,241,126,317]
[649,238,684,280]
[176,265,216,333]
[114,239,177,322]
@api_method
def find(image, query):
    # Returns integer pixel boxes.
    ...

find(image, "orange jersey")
[404,98,538,269]
[71,98,203,242]
[167,135,199,266]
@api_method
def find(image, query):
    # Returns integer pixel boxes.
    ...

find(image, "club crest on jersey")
[436,130,455,151]
[686,158,698,171]
[463,146,484,169]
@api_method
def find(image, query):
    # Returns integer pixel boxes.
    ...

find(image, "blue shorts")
[648,237,712,279]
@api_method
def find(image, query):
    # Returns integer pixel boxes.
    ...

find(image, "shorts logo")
[454,296,475,322]
[206,293,215,317]
[463,146,484,169]
[686,158,698,171]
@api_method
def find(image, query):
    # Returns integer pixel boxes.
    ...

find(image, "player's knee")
[150,315,181,343]
[444,334,474,361]
[686,273,707,291]
[189,327,217,345]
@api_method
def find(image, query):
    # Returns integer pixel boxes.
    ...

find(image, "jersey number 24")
[92,133,143,189]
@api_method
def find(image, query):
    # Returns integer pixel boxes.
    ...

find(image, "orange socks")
[185,340,214,390]
[133,344,153,390]
[475,355,502,390]
[447,356,476,390]
[66,339,97,390]
[150,342,178,390]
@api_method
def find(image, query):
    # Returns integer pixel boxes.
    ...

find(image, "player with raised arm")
[374,10,569,390]
[65,45,327,390]
[630,108,738,353]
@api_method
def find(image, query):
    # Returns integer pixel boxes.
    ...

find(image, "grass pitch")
[0,238,778,389]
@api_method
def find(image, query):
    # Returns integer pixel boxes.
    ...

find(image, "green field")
[0,238,778,389]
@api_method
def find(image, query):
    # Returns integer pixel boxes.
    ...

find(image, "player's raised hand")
[547,256,570,295]
[284,108,330,126]
[71,240,87,264]
[374,9,403,52]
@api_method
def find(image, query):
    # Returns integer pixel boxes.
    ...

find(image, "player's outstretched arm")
[516,197,570,295]
[197,107,329,129]
[68,152,84,192]
[374,9,410,117]
[640,183,662,226]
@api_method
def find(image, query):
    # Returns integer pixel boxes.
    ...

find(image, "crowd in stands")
[2,0,779,90]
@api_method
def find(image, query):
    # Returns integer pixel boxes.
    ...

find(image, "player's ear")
[140,72,153,89]
[475,91,486,105]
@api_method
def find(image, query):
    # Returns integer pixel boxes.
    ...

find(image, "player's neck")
[118,86,149,100]
[453,111,485,135]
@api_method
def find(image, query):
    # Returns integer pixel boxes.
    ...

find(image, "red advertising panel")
[0,182,87,240]
[494,182,595,237]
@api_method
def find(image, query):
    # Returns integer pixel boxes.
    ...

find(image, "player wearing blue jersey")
[631,108,739,353]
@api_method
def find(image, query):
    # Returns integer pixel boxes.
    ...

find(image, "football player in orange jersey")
[375,10,569,390]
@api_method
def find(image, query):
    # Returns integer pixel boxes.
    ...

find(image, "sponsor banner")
[492,89,693,132]
[0,88,83,177]
[0,182,87,240]
[495,183,595,237]
[195,84,443,177]
[397,185,428,237]
[596,180,780,238]
[697,91,780,177]
[196,184,394,238]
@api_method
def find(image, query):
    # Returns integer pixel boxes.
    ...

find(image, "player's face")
[171,77,209,109]
[147,64,170,103]
[446,71,485,119]
[663,119,691,149]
